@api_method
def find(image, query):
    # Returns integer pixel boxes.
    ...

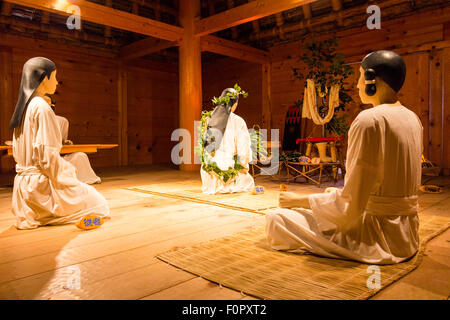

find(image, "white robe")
[201,112,255,194]
[11,96,110,229]
[266,105,423,264]
[55,115,101,185]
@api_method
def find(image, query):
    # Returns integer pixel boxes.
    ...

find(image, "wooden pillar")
[442,48,450,175]
[178,0,202,171]
[118,60,128,166]
[428,50,443,170]
[0,46,15,173]
[262,63,272,136]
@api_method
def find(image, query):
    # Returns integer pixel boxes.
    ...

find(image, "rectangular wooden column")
[0,46,15,173]
[442,48,450,175]
[428,50,443,170]
[118,60,128,166]
[262,63,272,136]
[178,0,202,171]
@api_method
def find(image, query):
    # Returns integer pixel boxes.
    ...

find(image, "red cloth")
[296,137,344,144]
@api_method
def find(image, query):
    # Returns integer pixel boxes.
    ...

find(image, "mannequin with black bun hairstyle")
[10,57,109,230]
[266,50,424,265]
[358,50,406,106]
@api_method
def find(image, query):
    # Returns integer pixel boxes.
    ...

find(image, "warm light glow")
[53,0,71,11]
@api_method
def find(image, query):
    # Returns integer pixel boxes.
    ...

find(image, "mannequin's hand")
[63,139,73,145]
[239,168,248,174]
[279,192,311,209]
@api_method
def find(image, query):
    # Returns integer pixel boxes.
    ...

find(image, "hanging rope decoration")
[302,79,340,125]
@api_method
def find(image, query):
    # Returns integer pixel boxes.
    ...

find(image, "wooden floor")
[0,165,449,300]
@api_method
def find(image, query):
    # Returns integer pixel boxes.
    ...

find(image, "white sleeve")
[33,103,72,181]
[308,113,383,230]
[56,115,69,142]
[236,118,252,167]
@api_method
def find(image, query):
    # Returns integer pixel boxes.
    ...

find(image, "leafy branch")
[211,83,249,106]
[293,36,354,137]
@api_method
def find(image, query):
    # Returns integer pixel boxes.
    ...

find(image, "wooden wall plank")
[442,48,450,174]
[399,53,430,158]
[118,61,128,166]
[0,46,15,173]
[428,50,443,169]
[0,35,180,171]
[127,66,179,166]
[202,58,263,130]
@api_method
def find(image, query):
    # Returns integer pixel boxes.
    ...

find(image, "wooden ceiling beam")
[226,0,239,40]
[4,0,184,41]
[119,37,180,61]
[195,0,319,37]
[1,2,12,15]
[201,35,271,64]
[331,0,343,26]
[130,0,177,17]
[250,0,412,42]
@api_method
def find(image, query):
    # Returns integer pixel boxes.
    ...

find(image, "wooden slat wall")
[127,65,179,165]
[202,58,263,129]
[8,47,120,169]
[0,36,180,172]
[443,48,450,175]
[266,6,450,171]
[0,46,15,172]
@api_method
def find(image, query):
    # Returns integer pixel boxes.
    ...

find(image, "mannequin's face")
[231,102,238,113]
[39,70,58,95]
[357,66,372,105]
[357,66,398,107]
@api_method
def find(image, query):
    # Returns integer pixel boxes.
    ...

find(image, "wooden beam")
[104,0,112,38]
[4,0,184,41]
[226,0,239,40]
[118,61,128,166]
[201,35,271,64]
[195,0,318,37]
[0,46,15,173]
[331,0,343,26]
[275,13,285,40]
[119,38,180,61]
[302,3,312,19]
[262,63,272,134]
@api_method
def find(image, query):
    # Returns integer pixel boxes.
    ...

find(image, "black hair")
[10,57,57,129]
[361,50,406,96]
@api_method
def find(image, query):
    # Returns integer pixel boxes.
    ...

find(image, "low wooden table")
[0,144,118,157]
[286,161,344,187]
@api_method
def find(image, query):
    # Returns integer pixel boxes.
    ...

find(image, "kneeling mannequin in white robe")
[44,95,101,185]
[201,88,254,194]
[9,57,110,229]
[266,51,422,264]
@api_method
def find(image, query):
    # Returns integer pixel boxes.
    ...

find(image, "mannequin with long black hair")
[201,88,255,194]
[266,50,423,264]
[10,57,110,229]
